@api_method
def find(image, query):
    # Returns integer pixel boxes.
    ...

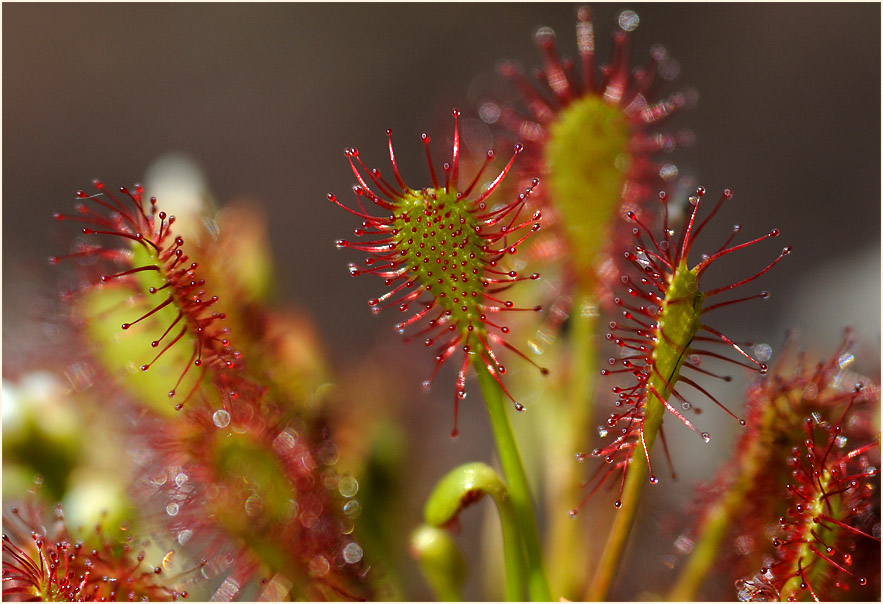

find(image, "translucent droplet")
[343,500,361,518]
[342,542,364,564]
[837,353,855,369]
[754,343,772,362]
[175,472,189,488]
[659,164,678,181]
[674,534,694,554]
[740,573,780,601]
[211,577,240,602]
[65,361,96,391]
[212,409,231,428]
[478,101,501,124]
[338,476,359,498]
[176,529,192,545]
[597,426,609,438]
[162,550,175,569]
[735,534,754,556]
[244,494,263,517]
[534,26,556,44]
[618,9,640,32]
[701,432,711,443]
[272,428,298,454]
[681,402,692,411]
[166,503,179,517]
[308,555,330,577]
[835,435,848,448]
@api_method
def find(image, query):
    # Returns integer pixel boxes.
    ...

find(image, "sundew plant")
[3,3,880,602]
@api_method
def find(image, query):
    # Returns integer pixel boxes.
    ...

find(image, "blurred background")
[3,3,880,600]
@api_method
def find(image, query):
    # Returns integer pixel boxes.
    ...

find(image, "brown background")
[3,3,880,600]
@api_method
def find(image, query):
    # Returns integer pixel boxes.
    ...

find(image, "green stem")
[666,488,737,601]
[546,292,597,599]
[475,360,552,602]
[587,373,667,601]
[424,462,526,601]
[497,499,528,601]
[586,448,649,601]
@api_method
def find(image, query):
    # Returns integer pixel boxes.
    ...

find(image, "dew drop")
[342,542,364,564]
[837,353,855,369]
[244,494,263,517]
[534,26,555,46]
[343,500,361,518]
[165,503,179,517]
[701,432,711,443]
[659,164,678,180]
[754,343,772,362]
[858,577,867,586]
[649,476,659,485]
[568,509,579,518]
[212,409,231,428]
[617,9,640,31]
[421,380,432,392]
[613,500,622,509]
[338,476,359,498]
